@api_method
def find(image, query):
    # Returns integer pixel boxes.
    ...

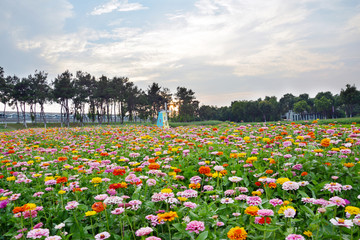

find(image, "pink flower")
[330,218,353,228]
[95,232,111,240]
[27,228,50,239]
[111,207,125,215]
[45,236,62,240]
[183,202,197,209]
[246,196,262,206]
[257,209,274,217]
[284,208,296,218]
[135,227,153,236]
[282,181,299,191]
[145,237,162,240]
[65,201,79,210]
[285,234,305,240]
[185,221,205,234]
[216,221,225,226]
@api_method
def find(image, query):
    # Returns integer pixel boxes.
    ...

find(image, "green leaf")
[196,231,208,240]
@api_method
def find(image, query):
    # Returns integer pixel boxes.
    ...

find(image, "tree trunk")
[3,104,7,128]
[20,102,27,128]
[60,103,63,128]
[40,104,46,128]
[16,103,20,124]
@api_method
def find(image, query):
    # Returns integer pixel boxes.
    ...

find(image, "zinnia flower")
[95,231,111,240]
[185,221,205,234]
[92,202,106,213]
[227,226,247,240]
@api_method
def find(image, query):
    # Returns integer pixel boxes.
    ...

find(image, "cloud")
[1,0,360,106]
[90,0,147,15]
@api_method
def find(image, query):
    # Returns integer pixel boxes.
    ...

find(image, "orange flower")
[216,151,223,156]
[320,138,331,147]
[157,211,178,222]
[301,172,308,176]
[100,152,109,156]
[268,182,277,188]
[12,206,25,214]
[344,163,355,168]
[227,226,247,240]
[199,166,211,175]
[133,168,142,172]
[92,202,106,212]
[148,163,160,170]
[58,156,68,161]
[174,168,181,173]
[189,183,201,189]
[324,162,331,166]
[245,206,259,216]
[220,170,227,175]
[265,169,273,174]
[56,177,68,184]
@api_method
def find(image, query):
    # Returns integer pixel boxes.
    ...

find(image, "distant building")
[283,110,323,121]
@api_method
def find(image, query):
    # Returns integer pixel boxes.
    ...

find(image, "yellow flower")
[278,206,296,214]
[345,206,360,215]
[24,203,37,211]
[58,190,66,195]
[263,138,271,143]
[243,136,250,141]
[276,178,290,185]
[0,197,8,201]
[27,160,34,165]
[212,172,223,178]
[6,176,16,181]
[246,157,257,163]
[91,177,102,184]
[85,211,97,216]
[303,231,312,237]
[178,197,188,202]
[252,191,262,196]
[161,188,173,193]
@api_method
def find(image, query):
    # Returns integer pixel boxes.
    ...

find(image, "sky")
[0,0,360,112]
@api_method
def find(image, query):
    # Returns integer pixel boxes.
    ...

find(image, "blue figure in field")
[157,103,170,129]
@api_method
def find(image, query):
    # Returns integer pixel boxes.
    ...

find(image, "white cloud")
[3,0,360,106]
[90,0,147,15]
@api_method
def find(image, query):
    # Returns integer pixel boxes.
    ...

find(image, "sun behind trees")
[0,66,359,126]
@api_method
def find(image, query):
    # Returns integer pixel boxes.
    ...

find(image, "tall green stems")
[104,208,110,233]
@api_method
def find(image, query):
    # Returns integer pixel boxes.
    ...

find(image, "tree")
[13,77,32,127]
[0,67,12,128]
[279,93,296,115]
[33,71,51,127]
[73,71,93,125]
[340,84,360,117]
[314,92,334,119]
[147,83,172,122]
[175,87,198,122]
[53,70,75,127]
[293,100,310,120]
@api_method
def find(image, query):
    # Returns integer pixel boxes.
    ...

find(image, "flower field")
[0,122,360,240]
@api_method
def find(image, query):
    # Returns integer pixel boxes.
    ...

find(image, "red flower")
[113,169,126,176]
[255,182,262,187]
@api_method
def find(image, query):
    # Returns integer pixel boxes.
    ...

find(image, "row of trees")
[0,67,199,127]
[1,66,359,126]
[198,85,360,122]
